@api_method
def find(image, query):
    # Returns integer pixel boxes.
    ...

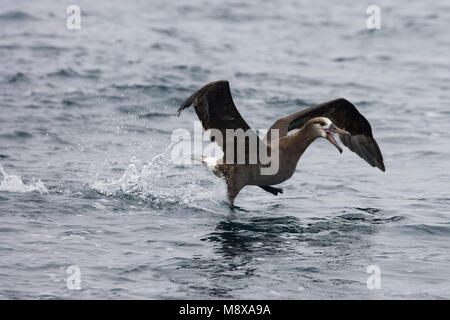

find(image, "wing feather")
[177,81,263,163]
[269,98,385,171]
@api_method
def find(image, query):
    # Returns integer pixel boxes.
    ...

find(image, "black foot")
[259,185,283,196]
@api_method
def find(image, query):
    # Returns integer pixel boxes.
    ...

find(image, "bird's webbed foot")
[259,185,283,196]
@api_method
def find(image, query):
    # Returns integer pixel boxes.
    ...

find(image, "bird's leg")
[227,188,237,210]
[228,197,235,210]
[226,181,242,211]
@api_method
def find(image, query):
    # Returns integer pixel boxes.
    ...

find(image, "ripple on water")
[204,211,398,252]
[0,11,38,21]
[117,105,172,119]
[47,68,100,80]
[401,224,450,236]
[6,72,30,84]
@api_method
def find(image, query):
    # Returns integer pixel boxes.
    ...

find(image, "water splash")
[90,139,225,209]
[91,156,155,199]
[0,165,48,194]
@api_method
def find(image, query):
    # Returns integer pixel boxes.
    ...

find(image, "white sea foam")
[0,165,48,194]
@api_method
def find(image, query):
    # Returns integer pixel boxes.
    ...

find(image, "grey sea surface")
[0,0,449,299]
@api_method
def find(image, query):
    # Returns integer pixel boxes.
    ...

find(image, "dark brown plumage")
[178,80,263,164]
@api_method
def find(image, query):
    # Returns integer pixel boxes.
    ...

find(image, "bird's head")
[305,117,350,153]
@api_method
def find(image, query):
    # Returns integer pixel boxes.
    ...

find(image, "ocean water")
[0,0,449,299]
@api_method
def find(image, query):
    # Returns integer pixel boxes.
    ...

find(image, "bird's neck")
[282,128,317,163]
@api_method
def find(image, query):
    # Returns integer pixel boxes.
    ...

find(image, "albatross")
[177,80,385,209]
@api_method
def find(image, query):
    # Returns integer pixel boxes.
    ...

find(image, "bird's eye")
[319,122,325,126]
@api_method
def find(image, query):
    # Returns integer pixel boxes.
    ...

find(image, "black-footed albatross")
[177,80,385,209]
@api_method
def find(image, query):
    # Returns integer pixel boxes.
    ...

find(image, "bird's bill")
[325,125,349,154]
[326,131,343,153]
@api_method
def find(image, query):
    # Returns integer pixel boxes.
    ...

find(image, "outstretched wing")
[269,98,385,171]
[177,80,263,163]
